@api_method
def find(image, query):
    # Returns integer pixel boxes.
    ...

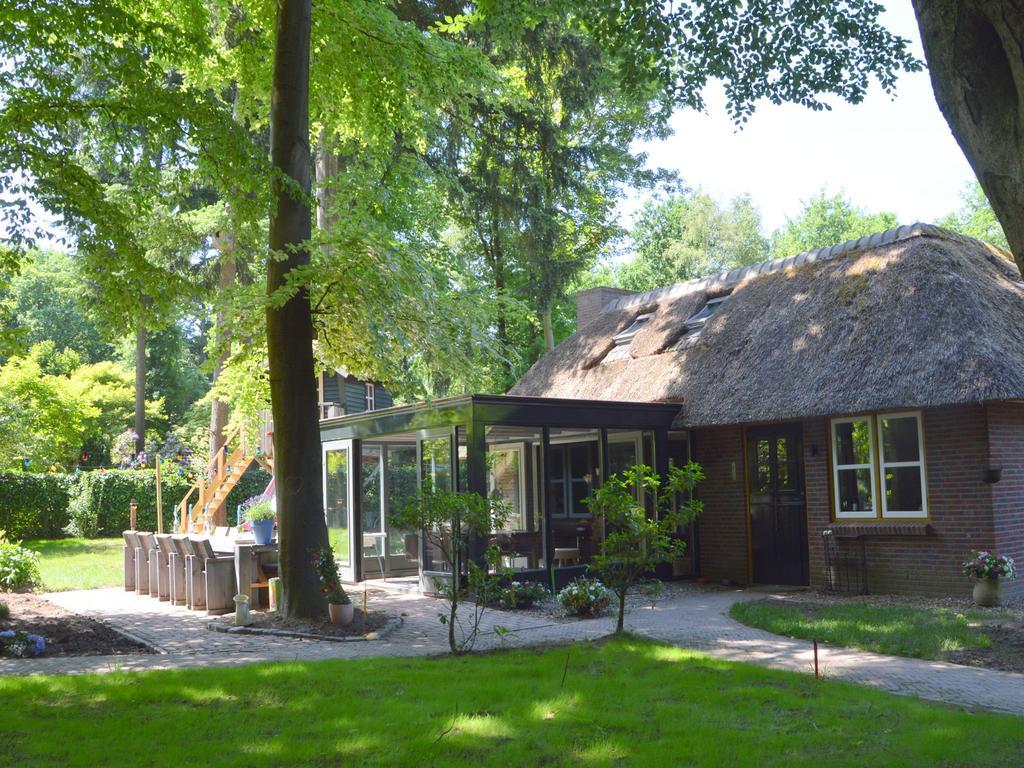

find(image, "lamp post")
[129,499,138,530]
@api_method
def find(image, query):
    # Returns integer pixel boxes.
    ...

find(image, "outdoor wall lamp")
[983,467,1002,484]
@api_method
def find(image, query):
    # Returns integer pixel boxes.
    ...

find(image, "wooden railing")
[177,425,251,532]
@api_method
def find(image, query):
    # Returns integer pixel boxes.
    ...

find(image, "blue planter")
[252,518,275,545]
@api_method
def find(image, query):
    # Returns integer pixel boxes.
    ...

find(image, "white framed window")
[831,416,877,519]
[878,411,928,519]
[365,382,376,411]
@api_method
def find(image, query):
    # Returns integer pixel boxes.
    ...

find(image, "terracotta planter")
[329,602,354,625]
[972,576,1002,607]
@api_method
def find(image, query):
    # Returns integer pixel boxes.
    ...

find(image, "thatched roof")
[510,224,1024,427]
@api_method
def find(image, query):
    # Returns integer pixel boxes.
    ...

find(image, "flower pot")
[973,576,1002,607]
[329,602,354,625]
[251,518,274,546]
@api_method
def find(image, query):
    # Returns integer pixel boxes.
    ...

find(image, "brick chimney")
[575,286,638,330]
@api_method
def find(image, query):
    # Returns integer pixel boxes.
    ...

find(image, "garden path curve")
[2,586,1023,716]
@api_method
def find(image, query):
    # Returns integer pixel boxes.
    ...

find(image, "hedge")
[0,474,75,539]
[0,468,272,539]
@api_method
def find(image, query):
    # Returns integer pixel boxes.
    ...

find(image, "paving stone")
[3,587,1022,716]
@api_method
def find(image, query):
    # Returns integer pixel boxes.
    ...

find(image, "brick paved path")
[3,586,1023,715]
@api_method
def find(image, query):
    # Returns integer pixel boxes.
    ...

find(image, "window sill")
[825,521,931,538]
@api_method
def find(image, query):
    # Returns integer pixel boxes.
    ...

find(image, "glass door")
[322,439,355,582]
[384,444,419,575]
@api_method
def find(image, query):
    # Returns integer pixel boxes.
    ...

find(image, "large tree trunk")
[913,1,1024,266]
[541,304,555,352]
[209,230,236,464]
[267,0,328,619]
[134,322,146,455]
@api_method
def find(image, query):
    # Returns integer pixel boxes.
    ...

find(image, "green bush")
[0,474,74,539]
[0,535,41,591]
[0,467,272,538]
[0,601,9,619]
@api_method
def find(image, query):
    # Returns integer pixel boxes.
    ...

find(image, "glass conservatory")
[320,394,693,589]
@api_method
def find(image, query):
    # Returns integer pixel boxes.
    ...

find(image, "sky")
[621,0,975,234]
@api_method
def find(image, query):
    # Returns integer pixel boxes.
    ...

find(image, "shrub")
[0,473,74,539]
[0,630,45,657]
[498,580,549,609]
[0,534,40,591]
[0,601,9,620]
[558,577,612,618]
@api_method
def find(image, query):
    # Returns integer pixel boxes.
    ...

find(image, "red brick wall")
[987,402,1024,599]
[694,405,1007,596]
[692,425,748,584]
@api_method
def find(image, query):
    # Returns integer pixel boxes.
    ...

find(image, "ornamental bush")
[498,580,549,609]
[0,534,40,591]
[558,577,612,618]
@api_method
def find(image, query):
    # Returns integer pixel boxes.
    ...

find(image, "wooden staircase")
[177,426,274,533]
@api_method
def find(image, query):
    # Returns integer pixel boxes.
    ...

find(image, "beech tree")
[912,1,1024,263]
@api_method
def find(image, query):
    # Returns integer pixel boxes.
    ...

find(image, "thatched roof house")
[511,224,1024,428]
[510,224,1024,596]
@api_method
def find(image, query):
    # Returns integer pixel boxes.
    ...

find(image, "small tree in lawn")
[585,463,704,633]
[394,486,510,654]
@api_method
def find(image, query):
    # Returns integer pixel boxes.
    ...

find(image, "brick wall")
[694,405,1007,597]
[987,402,1024,599]
[575,286,637,330]
[692,425,748,584]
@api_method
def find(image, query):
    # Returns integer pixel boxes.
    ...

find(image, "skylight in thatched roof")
[673,295,730,350]
[603,313,652,363]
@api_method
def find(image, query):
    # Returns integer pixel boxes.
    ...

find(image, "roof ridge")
[605,222,994,313]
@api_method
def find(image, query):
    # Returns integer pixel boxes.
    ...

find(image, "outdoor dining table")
[212,537,279,610]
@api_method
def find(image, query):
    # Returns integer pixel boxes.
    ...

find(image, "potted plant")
[244,501,276,546]
[312,547,352,624]
[963,550,1017,606]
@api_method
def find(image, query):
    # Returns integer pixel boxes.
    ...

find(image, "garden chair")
[190,537,237,615]
[134,532,156,596]
[168,535,189,606]
[152,535,175,601]
[122,530,139,591]
[181,537,203,610]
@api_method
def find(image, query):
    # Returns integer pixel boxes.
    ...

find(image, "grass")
[2,636,1020,766]
[24,538,124,592]
[730,599,994,659]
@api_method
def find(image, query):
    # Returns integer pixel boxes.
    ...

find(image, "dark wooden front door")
[747,424,808,586]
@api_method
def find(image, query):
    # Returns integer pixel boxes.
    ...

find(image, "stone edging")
[97,618,169,656]
[206,616,403,643]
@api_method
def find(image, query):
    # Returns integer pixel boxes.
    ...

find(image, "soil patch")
[216,608,391,638]
[945,621,1024,674]
[1,592,150,658]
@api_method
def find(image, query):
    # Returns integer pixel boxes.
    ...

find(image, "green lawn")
[25,538,123,592]
[3,637,1020,766]
[731,599,993,660]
